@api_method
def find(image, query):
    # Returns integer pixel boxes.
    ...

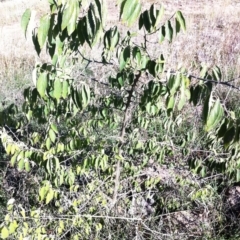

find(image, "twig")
[77,50,113,66]
[112,71,142,206]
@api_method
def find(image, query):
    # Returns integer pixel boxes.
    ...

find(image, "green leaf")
[175,17,181,34]
[110,27,120,49]
[124,1,141,26]
[1,227,9,239]
[212,66,222,80]
[9,221,18,234]
[147,60,156,77]
[223,126,235,146]
[49,129,56,143]
[18,158,25,171]
[67,0,79,35]
[51,123,58,133]
[168,74,181,95]
[200,65,208,78]
[132,46,141,66]
[62,80,69,99]
[25,161,31,172]
[46,189,54,204]
[53,78,62,100]
[178,93,186,111]
[21,9,31,38]
[46,138,51,150]
[165,20,173,42]
[82,85,90,107]
[38,14,50,49]
[175,11,186,32]
[119,46,130,71]
[39,186,48,201]
[159,25,165,43]
[155,5,164,27]
[37,72,48,98]
[149,4,157,27]
[205,99,224,131]
[142,10,152,32]
[167,95,175,110]
[121,0,141,26]
[32,30,41,55]
[86,4,97,42]
[61,0,75,31]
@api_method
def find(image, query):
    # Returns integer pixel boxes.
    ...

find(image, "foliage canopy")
[1,0,240,239]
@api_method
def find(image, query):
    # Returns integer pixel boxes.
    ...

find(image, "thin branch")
[112,71,142,206]
[168,70,240,91]
[10,214,142,221]
[77,50,113,66]
[189,74,240,91]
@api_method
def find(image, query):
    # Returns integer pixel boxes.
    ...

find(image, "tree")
[1,0,240,239]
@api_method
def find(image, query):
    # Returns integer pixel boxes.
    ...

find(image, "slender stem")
[112,71,141,206]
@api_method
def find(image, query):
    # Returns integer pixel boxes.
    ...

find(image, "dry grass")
[0,0,239,68]
[0,0,239,106]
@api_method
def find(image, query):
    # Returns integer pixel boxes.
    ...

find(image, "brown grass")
[0,0,240,81]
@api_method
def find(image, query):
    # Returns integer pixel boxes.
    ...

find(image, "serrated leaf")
[21,9,31,38]
[37,72,48,98]
[38,14,50,49]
